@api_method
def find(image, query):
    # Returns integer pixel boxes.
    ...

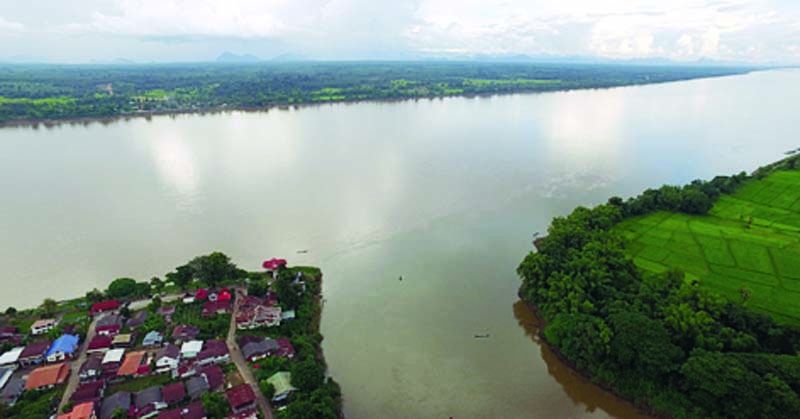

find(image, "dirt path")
[57,313,102,412]
[227,287,274,419]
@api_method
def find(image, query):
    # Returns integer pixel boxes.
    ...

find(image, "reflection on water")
[513,301,650,419]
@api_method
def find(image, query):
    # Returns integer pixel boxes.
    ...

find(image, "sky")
[0,0,799,64]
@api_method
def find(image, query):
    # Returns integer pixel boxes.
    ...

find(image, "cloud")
[0,16,24,31]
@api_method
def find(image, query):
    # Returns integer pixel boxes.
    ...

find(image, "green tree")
[85,288,105,303]
[150,277,165,294]
[292,358,325,392]
[40,298,58,316]
[190,252,238,288]
[107,277,138,299]
[608,311,683,378]
[680,188,713,214]
[166,264,195,290]
[201,392,229,419]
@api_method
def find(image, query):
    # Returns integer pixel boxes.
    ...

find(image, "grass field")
[615,170,800,324]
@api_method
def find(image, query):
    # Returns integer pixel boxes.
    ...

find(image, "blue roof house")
[46,334,79,362]
[143,331,164,347]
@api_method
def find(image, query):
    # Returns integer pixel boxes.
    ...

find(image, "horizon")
[1,0,799,65]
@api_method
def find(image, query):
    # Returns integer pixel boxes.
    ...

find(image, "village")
[0,254,341,419]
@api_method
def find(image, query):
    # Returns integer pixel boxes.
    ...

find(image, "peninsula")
[518,155,800,418]
[0,252,341,419]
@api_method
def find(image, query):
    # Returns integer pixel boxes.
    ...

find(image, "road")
[58,313,102,412]
[227,287,274,419]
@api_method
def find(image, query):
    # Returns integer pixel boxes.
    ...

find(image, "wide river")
[2,69,799,418]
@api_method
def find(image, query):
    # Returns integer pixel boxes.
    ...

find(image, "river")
[1,69,798,418]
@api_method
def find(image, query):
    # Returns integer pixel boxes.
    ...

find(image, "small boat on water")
[474,333,490,339]
[296,249,309,254]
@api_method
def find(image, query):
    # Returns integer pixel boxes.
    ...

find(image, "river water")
[1,70,798,418]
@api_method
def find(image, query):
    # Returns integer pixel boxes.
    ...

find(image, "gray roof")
[101,391,131,419]
[97,314,122,328]
[0,376,24,405]
[185,375,210,399]
[80,354,103,373]
[241,338,279,360]
[156,344,180,360]
[126,311,148,328]
[135,386,163,409]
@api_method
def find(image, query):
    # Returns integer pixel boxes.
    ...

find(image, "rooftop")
[266,371,296,396]
[25,362,70,390]
[181,340,203,355]
[225,383,256,409]
[47,334,80,357]
[57,401,95,419]
[102,348,126,364]
[117,351,147,376]
[20,341,51,358]
[0,346,24,365]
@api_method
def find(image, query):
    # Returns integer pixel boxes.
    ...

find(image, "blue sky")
[1,0,798,63]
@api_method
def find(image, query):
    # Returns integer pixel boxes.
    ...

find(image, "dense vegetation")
[518,156,800,418]
[0,62,751,124]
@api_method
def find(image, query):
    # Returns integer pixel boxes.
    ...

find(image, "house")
[185,375,209,400]
[135,385,167,418]
[126,311,148,330]
[262,257,287,272]
[71,380,105,404]
[236,304,281,329]
[181,340,203,359]
[0,366,13,392]
[25,362,70,390]
[112,333,135,348]
[87,335,113,353]
[57,401,97,419]
[102,348,126,374]
[162,381,186,405]
[281,310,296,321]
[196,340,229,366]
[80,355,104,381]
[0,376,25,406]
[143,331,164,347]
[155,345,180,373]
[199,365,224,391]
[96,314,122,336]
[100,391,131,419]
[157,401,205,419]
[240,338,279,362]
[275,338,295,359]
[226,384,257,415]
[201,300,231,318]
[46,334,80,362]
[0,326,21,346]
[171,325,199,343]
[117,350,148,377]
[266,371,296,404]
[181,294,195,305]
[30,318,57,335]
[90,300,121,316]
[157,306,176,323]
[18,341,50,367]
[0,346,23,366]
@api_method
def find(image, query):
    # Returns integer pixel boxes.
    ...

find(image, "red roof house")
[225,384,256,413]
[262,258,287,271]
[87,335,113,353]
[162,381,186,405]
[90,300,120,316]
[26,362,70,390]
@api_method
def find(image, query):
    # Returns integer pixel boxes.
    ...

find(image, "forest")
[518,156,800,418]
[0,61,751,124]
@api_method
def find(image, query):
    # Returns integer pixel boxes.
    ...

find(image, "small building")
[18,341,51,367]
[30,318,57,335]
[196,340,229,366]
[102,348,126,374]
[25,362,70,390]
[185,375,209,400]
[201,300,232,318]
[240,337,279,362]
[96,314,122,336]
[0,346,24,366]
[112,333,135,349]
[0,326,21,346]
[156,401,205,419]
[171,325,199,343]
[199,364,224,391]
[80,355,104,382]
[0,366,14,392]
[100,391,131,419]
[71,380,105,404]
[275,338,296,359]
[57,401,96,419]
[181,340,203,359]
[143,331,164,347]
[135,385,166,418]
[90,300,121,316]
[225,384,257,414]
[0,375,25,406]
[155,345,181,373]
[46,334,80,362]
[162,381,186,406]
[117,350,148,378]
[266,371,296,404]
[126,310,148,330]
[87,335,113,353]
[281,310,296,321]
[157,306,176,323]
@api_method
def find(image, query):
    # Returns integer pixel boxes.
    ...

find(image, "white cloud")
[0,16,24,31]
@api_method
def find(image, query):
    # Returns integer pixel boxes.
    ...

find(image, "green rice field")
[615,170,800,324]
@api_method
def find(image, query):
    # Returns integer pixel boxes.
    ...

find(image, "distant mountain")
[216,52,261,63]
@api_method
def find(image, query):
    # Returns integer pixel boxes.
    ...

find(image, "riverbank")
[0,253,341,419]
[517,156,800,418]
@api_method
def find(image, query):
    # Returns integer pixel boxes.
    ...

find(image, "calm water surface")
[2,70,799,418]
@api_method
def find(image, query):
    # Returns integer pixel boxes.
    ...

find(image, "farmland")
[615,170,800,324]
